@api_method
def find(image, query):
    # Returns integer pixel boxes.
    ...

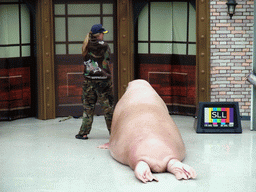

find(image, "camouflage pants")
[78,79,114,136]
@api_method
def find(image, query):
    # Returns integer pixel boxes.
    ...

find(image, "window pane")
[189,3,196,42]
[103,17,113,41]
[108,43,114,53]
[150,2,172,41]
[0,5,19,45]
[21,4,30,44]
[173,2,187,42]
[69,44,82,54]
[68,4,100,15]
[173,43,186,55]
[54,4,65,15]
[55,18,66,42]
[138,3,148,41]
[7,46,20,58]
[188,44,196,55]
[0,6,7,45]
[0,47,6,58]
[103,4,113,14]
[138,43,148,54]
[151,43,172,54]
[56,44,66,55]
[68,17,100,41]
[22,45,30,57]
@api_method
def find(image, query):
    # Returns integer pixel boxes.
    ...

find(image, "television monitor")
[195,102,242,133]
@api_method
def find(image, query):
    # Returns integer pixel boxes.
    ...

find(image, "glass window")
[138,1,195,55]
[69,44,81,54]
[55,44,66,55]
[0,6,8,45]
[55,18,66,42]
[68,17,100,41]
[0,47,6,58]
[54,4,65,15]
[0,5,19,45]
[173,2,187,42]
[188,44,196,55]
[150,2,173,41]
[54,2,114,55]
[108,43,114,53]
[138,4,148,41]
[68,4,100,15]
[189,3,196,43]
[6,46,20,58]
[0,3,31,58]
[151,43,172,54]
[21,4,30,44]
[173,43,186,55]
[138,43,148,54]
[103,17,113,41]
[22,45,30,57]
[103,4,113,14]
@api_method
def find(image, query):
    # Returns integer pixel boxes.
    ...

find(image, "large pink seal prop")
[99,79,196,183]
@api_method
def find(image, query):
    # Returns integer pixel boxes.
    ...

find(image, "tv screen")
[203,107,234,128]
[196,102,242,133]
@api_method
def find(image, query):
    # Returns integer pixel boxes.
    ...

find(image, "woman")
[75,24,114,140]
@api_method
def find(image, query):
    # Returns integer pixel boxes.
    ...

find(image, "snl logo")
[211,111,227,119]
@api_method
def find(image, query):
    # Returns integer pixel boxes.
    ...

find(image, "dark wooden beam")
[36,0,55,119]
[196,0,210,103]
[117,0,134,98]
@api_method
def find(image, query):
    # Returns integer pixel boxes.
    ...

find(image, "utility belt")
[85,76,108,80]
[84,60,110,80]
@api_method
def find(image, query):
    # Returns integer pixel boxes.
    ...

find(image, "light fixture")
[226,0,237,19]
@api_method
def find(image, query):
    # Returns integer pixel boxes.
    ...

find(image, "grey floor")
[0,115,255,192]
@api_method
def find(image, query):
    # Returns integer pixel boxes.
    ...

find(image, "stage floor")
[0,115,255,192]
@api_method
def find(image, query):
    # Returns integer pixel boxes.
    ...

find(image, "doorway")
[0,1,36,120]
[53,0,117,117]
[134,0,196,115]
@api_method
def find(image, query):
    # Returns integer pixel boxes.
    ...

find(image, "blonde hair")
[82,32,101,57]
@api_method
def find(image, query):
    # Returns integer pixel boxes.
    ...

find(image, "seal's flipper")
[167,159,197,180]
[98,142,109,149]
[134,161,158,183]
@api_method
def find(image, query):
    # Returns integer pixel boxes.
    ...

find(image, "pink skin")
[98,142,109,149]
[98,80,196,183]
[97,33,104,40]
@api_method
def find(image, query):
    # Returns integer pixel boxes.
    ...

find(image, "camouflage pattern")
[78,79,114,136]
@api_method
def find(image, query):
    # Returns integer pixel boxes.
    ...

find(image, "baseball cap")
[91,24,108,34]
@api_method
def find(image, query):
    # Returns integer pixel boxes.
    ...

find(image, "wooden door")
[134,0,196,115]
[53,0,117,117]
[0,1,36,120]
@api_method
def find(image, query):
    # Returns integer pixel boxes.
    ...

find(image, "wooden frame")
[36,0,56,119]
[36,0,210,119]
[196,0,210,103]
[117,0,134,98]
[116,0,210,102]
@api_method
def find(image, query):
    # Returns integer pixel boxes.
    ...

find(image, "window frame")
[53,1,115,55]
[0,0,32,58]
[137,0,196,55]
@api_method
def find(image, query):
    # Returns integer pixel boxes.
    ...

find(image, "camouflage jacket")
[83,38,111,80]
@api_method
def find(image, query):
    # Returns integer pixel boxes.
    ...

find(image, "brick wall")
[210,0,254,117]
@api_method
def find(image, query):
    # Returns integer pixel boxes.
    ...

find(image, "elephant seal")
[99,79,196,183]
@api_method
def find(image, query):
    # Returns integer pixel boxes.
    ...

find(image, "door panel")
[135,0,196,115]
[0,2,35,120]
[53,0,116,117]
